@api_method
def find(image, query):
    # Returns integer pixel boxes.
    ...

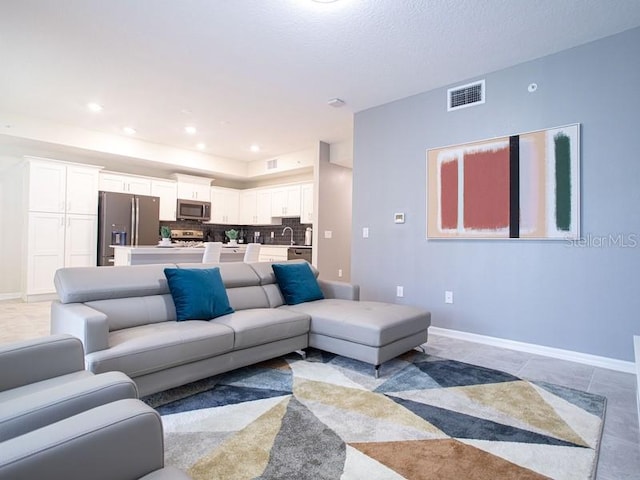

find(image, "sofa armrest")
[0,399,165,480]
[318,279,360,301]
[0,335,84,392]
[50,301,109,354]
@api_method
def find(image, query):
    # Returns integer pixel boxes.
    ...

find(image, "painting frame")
[426,123,580,240]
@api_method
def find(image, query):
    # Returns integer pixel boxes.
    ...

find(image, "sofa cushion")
[85,321,235,377]
[176,262,271,311]
[212,309,310,349]
[54,264,174,304]
[177,262,261,288]
[250,260,318,286]
[0,371,137,442]
[226,286,271,311]
[86,294,176,331]
[272,262,324,305]
[283,299,430,347]
[164,268,234,321]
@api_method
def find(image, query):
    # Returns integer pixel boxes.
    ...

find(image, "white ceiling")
[1,0,640,169]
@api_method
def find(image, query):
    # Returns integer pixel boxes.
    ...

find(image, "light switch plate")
[394,213,405,224]
[324,230,332,239]
[362,227,369,238]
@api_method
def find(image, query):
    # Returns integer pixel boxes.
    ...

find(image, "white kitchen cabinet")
[26,212,66,295]
[176,182,210,201]
[64,214,98,267]
[256,190,273,225]
[151,179,177,221]
[209,187,240,224]
[172,174,211,201]
[27,161,66,213]
[99,172,152,195]
[28,160,100,215]
[66,165,102,214]
[300,182,314,224]
[258,246,289,262]
[270,184,301,217]
[239,190,257,224]
[23,158,101,299]
[240,189,276,225]
[25,212,97,296]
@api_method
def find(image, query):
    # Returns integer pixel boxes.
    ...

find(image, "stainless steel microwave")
[176,199,211,221]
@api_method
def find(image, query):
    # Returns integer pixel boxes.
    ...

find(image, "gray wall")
[0,157,25,297]
[352,27,640,362]
[316,142,353,281]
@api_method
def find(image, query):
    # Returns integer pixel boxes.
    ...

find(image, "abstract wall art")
[427,124,580,239]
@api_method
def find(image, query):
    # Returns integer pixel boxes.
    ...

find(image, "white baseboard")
[429,326,635,374]
[22,293,58,303]
[634,336,640,431]
[0,292,21,301]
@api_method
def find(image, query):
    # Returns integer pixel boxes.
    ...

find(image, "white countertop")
[112,245,206,254]
[260,244,312,249]
[112,245,249,253]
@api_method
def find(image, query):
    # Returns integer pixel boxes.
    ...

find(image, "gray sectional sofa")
[51,260,430,396]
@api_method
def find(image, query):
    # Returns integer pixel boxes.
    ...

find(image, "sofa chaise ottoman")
[52,260,431,395]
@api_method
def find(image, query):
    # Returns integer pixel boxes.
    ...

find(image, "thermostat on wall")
[394,213,405,224]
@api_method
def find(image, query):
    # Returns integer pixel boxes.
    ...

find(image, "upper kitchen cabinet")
[99,172,152,196]
[151,179,177,221]
[27,158,101,215]
[240,189,277,225]
[270,184,301,218]
[209,187,240,224]
[300,182,314,224]
[172,174,212,202]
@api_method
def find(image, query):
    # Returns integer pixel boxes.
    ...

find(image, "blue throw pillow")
[272,262,324,305]
[164,267,234,321]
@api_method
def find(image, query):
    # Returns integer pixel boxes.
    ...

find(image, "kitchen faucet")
[282,226,294,245]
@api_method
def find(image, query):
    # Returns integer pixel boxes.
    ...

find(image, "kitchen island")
[112,245,246,266]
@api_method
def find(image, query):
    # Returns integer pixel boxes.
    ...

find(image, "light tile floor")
[1,299,638,479]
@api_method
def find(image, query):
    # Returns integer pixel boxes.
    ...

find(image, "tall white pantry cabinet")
[23,158,101,300]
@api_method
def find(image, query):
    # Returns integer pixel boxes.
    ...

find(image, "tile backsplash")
[160,217,311,246]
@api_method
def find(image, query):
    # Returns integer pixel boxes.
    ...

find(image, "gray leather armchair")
[0,335,191,479]
[0,334,137,441]
[0,399,190,480]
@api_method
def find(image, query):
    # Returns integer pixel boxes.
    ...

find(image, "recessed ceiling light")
[196,142,206,150]
[250,145,261,153]
[185,126,197,135]
[87,102,103,112]
[122,126,136,135]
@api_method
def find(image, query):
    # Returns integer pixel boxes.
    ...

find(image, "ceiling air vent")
[447,79,485,111]
[266,158,278,170]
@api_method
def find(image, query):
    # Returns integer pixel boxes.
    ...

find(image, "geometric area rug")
[142,349,606,480]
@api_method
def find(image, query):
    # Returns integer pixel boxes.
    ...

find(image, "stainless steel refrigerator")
[97,191,160,266]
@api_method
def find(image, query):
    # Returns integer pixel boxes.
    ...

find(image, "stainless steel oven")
[176,199,211,221]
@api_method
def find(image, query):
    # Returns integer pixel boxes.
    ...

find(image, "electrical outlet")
[338,269,343,278]
[396,286,404,297]
[445,291,453,304]
[362,227,369,238]
[324,230,332,239]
